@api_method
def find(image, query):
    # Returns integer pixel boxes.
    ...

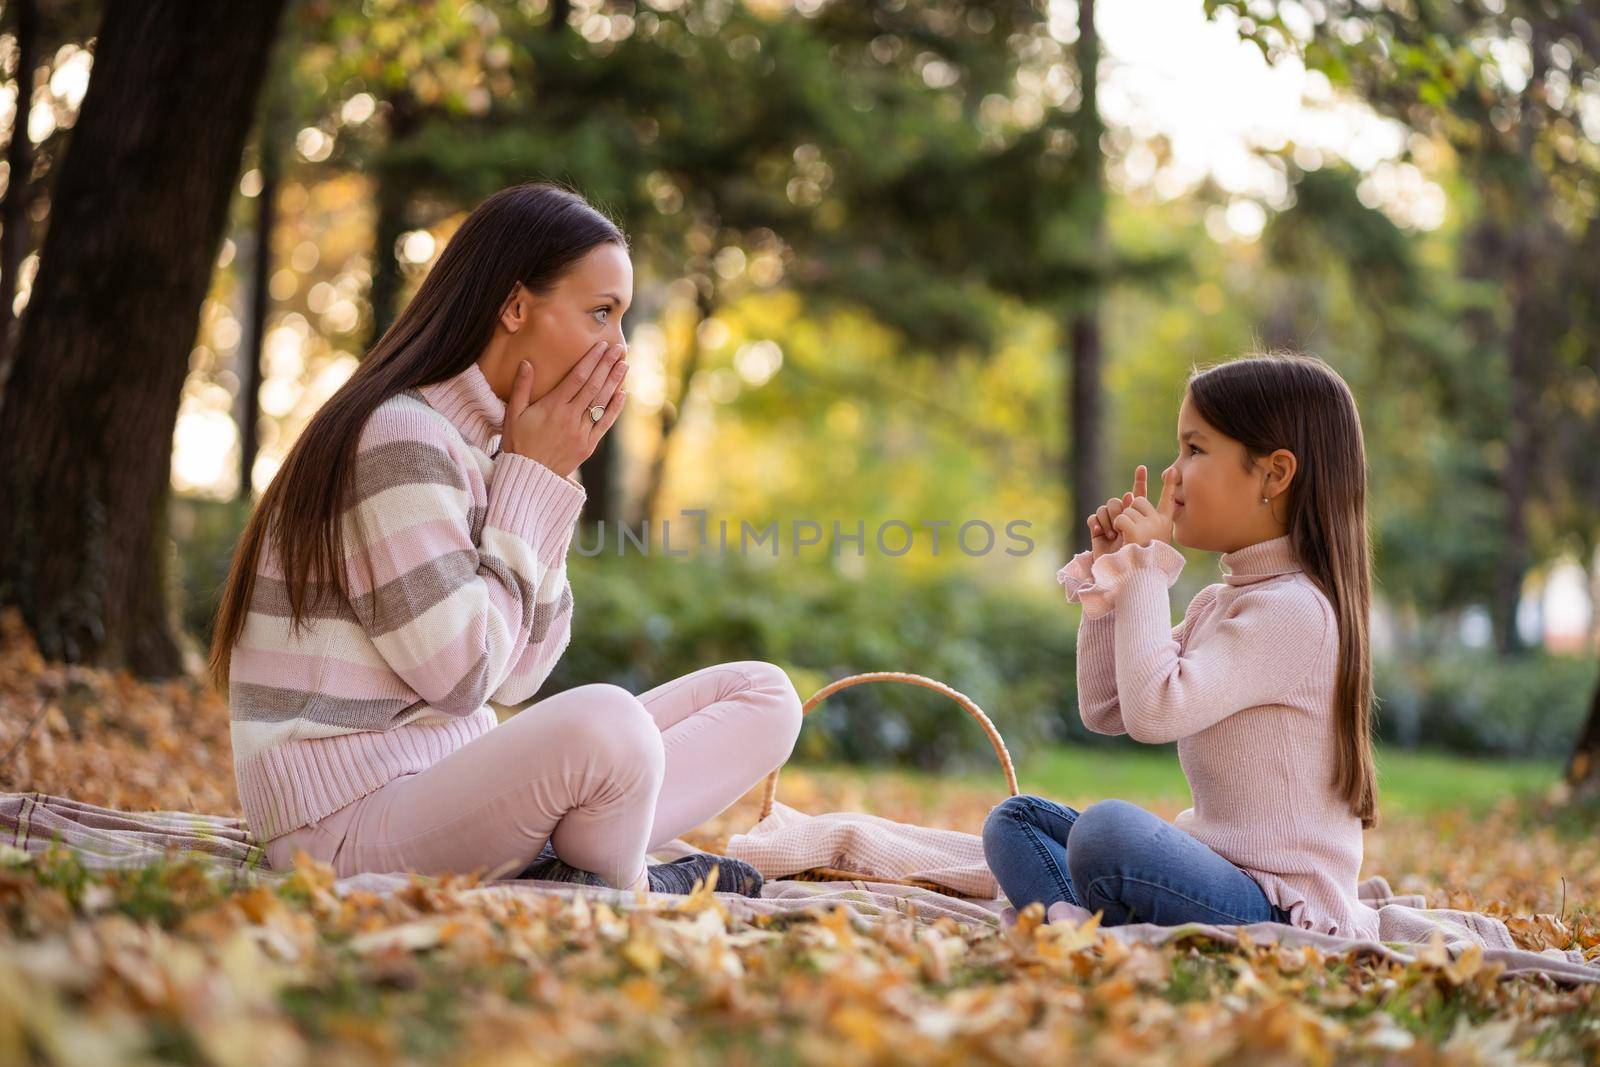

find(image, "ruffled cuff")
[1055,550,1096,601]
[1056,540,1185,621]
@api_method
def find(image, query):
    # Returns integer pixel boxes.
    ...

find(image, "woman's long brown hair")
[1187,352,1380,829]
[207,182,626,694]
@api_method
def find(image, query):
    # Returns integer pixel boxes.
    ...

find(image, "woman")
[208,182,803,895]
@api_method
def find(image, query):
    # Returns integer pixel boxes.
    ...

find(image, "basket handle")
[757,671,1020,822]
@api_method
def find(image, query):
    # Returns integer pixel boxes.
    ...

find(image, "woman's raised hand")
[500,342,628,479]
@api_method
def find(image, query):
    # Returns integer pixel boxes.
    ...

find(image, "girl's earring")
[1260,496,1269,505]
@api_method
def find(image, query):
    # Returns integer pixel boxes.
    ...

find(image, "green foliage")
[546,551,1076,771]
[1375,650,1598,758]
[281,0,1085,356]
[1207,0,1600,646]
[169,496,255,648]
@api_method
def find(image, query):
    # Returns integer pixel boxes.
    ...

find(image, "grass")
[791,744,1564,818]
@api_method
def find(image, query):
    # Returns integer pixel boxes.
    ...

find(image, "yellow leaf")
[1442,942,1484,985]
[1418,928,1450,968]
[348,918,448,955]
[828,1005,884,1051]
[1040,908,1103,955]
[620,975,662,1010]
[622,934,662,975]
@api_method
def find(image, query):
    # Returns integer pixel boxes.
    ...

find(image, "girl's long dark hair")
[1187,351,1379,829]
[208,181,626,693]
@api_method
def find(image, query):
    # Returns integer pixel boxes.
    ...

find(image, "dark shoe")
[646,852,764,897]
[511,839,607,886]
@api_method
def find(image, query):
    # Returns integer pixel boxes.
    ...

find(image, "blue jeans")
[982,796,1292,927]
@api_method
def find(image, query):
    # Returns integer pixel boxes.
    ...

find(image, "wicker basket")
[751,671,1019,897]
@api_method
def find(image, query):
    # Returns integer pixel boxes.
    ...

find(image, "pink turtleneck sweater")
[1056,535,1379,941]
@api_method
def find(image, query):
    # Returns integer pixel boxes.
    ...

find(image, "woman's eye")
[592,307,610,324]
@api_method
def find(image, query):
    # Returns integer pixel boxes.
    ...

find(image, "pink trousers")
[262,661,804,891]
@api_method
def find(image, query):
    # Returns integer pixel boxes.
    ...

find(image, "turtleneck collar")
[1219,534,1302,586]
[416,361,505,453]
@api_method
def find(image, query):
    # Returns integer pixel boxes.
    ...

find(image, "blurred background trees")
[1210,0,1600,792]
[0,0,288,674]
[0,0,1594,794]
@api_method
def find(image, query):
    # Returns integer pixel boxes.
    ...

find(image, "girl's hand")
[1088,490,1137,561]
[501,342,628,478]
[1111,464,1179,548]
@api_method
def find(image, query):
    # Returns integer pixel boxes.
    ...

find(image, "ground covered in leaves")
[1,609,1598,1065]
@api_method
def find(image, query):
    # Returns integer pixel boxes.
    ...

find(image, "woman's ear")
[499,282,526,333]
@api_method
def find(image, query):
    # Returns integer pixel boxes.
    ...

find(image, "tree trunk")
[365,89,421,349]
[1587,539,1600,659]
[0,0,287,676]
[1568,677,1600,803]
[1492,229,1537,655]
[1067,0,1104,558]
[0,0,38,384]
[1567,542,1600,802]
[1491,40,1553,657]
[237,133,278,503]
[578,430,619,527]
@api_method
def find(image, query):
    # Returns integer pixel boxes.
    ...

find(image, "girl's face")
[1168,391,1295,553]
[480,242,634,401]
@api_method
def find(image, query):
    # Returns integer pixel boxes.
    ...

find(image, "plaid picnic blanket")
[3,790,1596,985]
[1,790,275,879]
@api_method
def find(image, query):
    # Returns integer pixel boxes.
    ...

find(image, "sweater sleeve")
[488,564,578,706]
[1107,563,1333,745]
[340,419,586,718]
[1058,546,1203,736]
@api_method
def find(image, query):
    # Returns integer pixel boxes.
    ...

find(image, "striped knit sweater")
[1056,535,1380,941]
[229,360,585,842]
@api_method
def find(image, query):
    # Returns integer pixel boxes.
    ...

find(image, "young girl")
[208,182,803,896]
[983,352,1381,939]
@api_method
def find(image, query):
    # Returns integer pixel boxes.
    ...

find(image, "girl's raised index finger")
[1133,465,1148,500]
